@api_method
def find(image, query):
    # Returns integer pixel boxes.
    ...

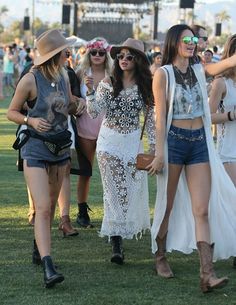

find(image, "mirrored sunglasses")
[182,36,199,45]
[198,36,208,42]
[117,53,135,61]
[90,49,106,57]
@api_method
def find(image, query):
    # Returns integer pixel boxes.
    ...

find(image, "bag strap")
[140,103,150,140]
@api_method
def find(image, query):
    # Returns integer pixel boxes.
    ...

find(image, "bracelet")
[227,111,233,121]
[86,89,95,96]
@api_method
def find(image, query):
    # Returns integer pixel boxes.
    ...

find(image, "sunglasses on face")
[182,36,199,45]
[198,36,208,42]
[116,53,135,61]
[90,49,106,57]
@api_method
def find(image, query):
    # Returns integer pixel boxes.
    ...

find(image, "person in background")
[203,49,213,64]
[212,45,221,63]
[149,24,236,293]
[209,34,236,268]
[150,51,162,76]
[3,46,16,96]
[86,38,156,264]
[75,37,113,228]
[7,29,82,288]
[191,24,208,62]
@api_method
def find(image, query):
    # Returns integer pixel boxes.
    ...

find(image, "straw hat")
[34,29,76,65]
[110,38,147,61]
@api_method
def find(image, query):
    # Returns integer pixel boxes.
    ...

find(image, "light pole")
[73,0,78,36]
[153,0,159,40]
[32,0,35,40]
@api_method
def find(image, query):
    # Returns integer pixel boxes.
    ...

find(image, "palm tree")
[215,10,230,23]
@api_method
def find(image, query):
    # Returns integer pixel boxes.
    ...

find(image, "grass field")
[1,96,236,305]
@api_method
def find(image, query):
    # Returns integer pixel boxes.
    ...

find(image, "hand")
[75,97,86,116]
[147,154,165,176]
[84,73,94,92]
[29,117,51,133]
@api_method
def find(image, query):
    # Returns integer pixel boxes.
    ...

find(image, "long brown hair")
[221,34,236,79]
[112,50,153,105]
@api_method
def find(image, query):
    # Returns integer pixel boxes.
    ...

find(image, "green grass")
[1,97,236,305]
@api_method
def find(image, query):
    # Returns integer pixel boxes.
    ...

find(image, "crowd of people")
[5,24,236,293]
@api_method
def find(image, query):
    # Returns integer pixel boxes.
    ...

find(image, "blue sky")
[1,0,236,38]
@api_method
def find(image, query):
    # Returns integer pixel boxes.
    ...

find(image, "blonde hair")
[36,51,65,82]
[76,38,113,78]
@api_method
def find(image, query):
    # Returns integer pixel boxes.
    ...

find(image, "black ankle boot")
[42,256,64,288]
[76,202,94,228]
[111,236,124,265]
[32,239,41,265]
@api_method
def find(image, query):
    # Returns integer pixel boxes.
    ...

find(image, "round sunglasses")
[182,36,199,45]
[90,49,106,57]
[117,53,135,61]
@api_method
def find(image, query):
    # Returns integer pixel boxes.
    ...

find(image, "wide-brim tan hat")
[110,38,148,62]
[34,29,77,65]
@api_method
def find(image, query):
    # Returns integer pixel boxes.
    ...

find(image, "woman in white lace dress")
[209,34,236,268]
[86,38,156,265]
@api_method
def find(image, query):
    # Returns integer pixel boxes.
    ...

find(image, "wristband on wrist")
[23,115,29,125]
[228,111,233,121]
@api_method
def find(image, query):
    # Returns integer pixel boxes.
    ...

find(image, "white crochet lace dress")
[86,80,156,239]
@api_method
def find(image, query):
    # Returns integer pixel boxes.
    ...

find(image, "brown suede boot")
[155,233,174,278]
[197,241,228,293]
[59,215,79,237]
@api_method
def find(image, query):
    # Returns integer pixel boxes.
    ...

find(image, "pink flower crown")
[87,39,111,52]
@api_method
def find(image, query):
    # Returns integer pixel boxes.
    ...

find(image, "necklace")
[174,65,194,114]
[174,65,192,88]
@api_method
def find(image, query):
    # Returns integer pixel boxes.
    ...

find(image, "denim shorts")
[167,125,209,165]
[26,157,70,169]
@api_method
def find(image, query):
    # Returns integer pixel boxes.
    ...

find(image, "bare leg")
[24,161,66,258]
[27,185,35,225]
[58,161,78,237]
[155,163,183,278]
[185,162,211,243]
[158,163,183,238]
[58,162,71,217]
[223,162,236,267]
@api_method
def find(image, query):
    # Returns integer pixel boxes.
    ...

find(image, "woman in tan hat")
[86,38,156,264]
[7,29,83,288]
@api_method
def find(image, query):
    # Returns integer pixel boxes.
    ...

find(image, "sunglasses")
[182,36,199,45]
[198,36,208,42]
[90,49,106,57]
[117,53,135,61]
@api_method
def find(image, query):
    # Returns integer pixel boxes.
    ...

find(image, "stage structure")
[64,0,153,43]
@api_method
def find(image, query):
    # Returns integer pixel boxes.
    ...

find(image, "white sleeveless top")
[217,78,236,163]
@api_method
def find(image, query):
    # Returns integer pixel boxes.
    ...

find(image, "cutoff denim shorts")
[26,157,70,169]
[167,125,209,165]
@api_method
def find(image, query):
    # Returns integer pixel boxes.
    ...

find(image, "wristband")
[227,111,233,121]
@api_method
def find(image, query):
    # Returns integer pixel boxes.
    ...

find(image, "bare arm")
[205,54,236,76]
[147,68,167,175]
[7,73,51,132]
[7,73,35,125]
